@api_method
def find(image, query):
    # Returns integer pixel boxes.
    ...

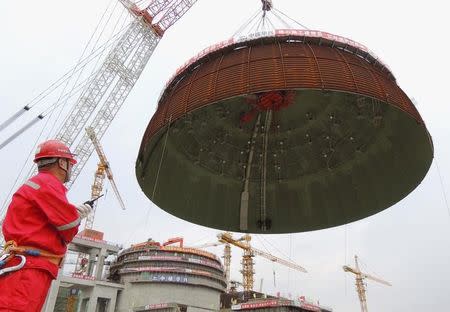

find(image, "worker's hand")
[76,203,93,219]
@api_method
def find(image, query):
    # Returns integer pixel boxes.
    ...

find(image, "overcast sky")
[1,1,450,311]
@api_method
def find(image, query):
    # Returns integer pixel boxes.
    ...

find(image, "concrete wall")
[115,282,221,311]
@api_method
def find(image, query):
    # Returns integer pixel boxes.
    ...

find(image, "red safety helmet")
[34,139,77,164]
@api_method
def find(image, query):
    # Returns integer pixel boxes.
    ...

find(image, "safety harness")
[0,240,64,276]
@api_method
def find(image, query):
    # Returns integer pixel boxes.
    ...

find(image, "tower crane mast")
[85,126,125,229]
[217,232,307,292]
[343,255,391,312]
[74,127,126,276]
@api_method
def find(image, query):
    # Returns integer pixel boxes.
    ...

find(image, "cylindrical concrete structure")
[110,239,226,312]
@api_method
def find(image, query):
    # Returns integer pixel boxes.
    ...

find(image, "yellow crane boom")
[75,127,126,275]
[343,255,391,312]
[86,127,126,212]
[217,232,306,291]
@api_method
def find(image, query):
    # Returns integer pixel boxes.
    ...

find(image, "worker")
[0,139,93,311]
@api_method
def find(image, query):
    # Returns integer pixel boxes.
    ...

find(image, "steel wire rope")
[152,115,172,200]
[262,13,277,32]
[124,115,173,247]
[5,19,129,188]
[83,5,130,92]
[358,259,369,276]
[270,10,292,29]
[0,116,54,230]
[355,256,389,291]
[188,232,219,247]
[21,6,129,181]
[257,234,293,261]
[0,76,93,218]
[288,234,292,291]
[47,0,121,138]
[0,75,96,151]
[254,235,277,289]
[248,13,265,35]
[344,223,348,296]
[0,1,124,223]
[232,8,262,38]
[0,27,128,134]
[434,159,450,217]
[273,8,309,30]
[135,0,152,8]
[1,6,132,242]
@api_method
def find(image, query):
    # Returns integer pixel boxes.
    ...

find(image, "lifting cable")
[0,25,128,135]
[0,120,50,215]
[248,12,265,34]
[46,0,122,138]
[288,233,292,290]
[152,115,173,200]
[0,4,129,150]
[0,1,127,219]
[344,223,348,296]
[270,10,294,29]
[0,75,92,151]
[263,14,277,32]
[258,234,293,262]
[435,159,450,218]
[273,8,310,30]
[232,8,262,38]
[24,9,130,186]
[232,6,309,40]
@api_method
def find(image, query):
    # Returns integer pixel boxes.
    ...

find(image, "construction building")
[109,237,227,311]
[42,231,123,312]
[221,291,332,312]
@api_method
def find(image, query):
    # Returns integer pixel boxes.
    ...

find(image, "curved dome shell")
[137,31,433,233]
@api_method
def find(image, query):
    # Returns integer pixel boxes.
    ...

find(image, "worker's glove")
[76,203,93,219]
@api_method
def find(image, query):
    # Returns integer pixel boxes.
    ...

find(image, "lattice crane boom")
[343,255,391,312]
[1,0,198,245]
[252,246,307,273]
[86,126,126,211]
[50,0,198,189]
[360,272,392,287]
[217,232,307,291]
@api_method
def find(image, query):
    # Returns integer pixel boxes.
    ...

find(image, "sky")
[1,1,450,311]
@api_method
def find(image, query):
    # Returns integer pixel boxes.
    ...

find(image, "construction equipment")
[74,127,125,274]
[55,0,198,190]
[162,236,184,247]
[86,126,125,227]
[217,232,307,291]
[0,0,199,245]
[343,255,391,312]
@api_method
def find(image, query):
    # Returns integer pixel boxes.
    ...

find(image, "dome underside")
[137,36,433,233]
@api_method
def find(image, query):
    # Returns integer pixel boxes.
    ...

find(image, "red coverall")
[0,171,80,311]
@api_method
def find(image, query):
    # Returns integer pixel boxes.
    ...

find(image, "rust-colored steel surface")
[137,31,433,233]
[144,34,422,142]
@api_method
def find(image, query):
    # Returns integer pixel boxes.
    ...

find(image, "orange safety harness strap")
[1,240,64,267]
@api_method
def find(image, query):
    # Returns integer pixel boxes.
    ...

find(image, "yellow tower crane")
[85,126,125,230]
[217,232,307,292]
[343,255,392,312]
[74,127,125,275]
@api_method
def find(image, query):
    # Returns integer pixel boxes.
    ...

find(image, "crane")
[32,0,198,189]
[59,0,198,189]
[0,0,198,245]
[75,126,126,275]
[343,255,392,312]
[85,126,125,227]
[217,232,307,292]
